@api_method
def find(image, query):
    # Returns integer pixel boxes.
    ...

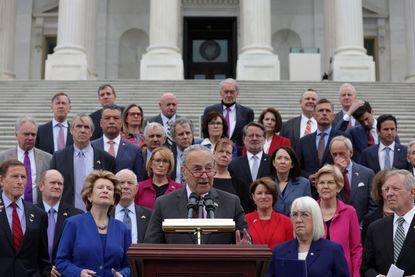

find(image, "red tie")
[108,140,116,157]
[304,119,312,136]
[11,202,23,251]
[342,170,351,202]
[367,130,375,145]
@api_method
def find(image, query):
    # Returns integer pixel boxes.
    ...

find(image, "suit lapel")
[93,147,105,169]
[393,144,404,168]
[0,197,14,250]
[306,240,321,269]
[204,189,221,244]
[281,180,296,200]
[257,154,269,178]
[398,215,415,263]
[117,140,127,161]
[293,117,301,142]
[174,190,196,243]
[135,205,149,243]
[241,155,253,182]
[21,201,36,252]
[46,122,55,152]
[350,163,360,200]
[54,204,71,249]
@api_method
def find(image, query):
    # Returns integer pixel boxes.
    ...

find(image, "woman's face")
[88,178,115,207]
[316,173,341,201]
[126,106,142,127]
[150,151,170,177]
[252,184,273,210]
[214,144,233,167]
[272,149,293,175]
[262,112,277,134]
[208,116,224,138]
[291,209,313,239]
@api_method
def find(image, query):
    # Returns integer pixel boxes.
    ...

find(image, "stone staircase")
[0,80,414,152]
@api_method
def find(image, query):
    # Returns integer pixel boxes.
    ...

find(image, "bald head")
[39,169,64,206]
[115,169,138,207]
[159,93,177,119]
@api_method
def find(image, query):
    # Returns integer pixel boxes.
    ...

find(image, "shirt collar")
[116,202,135,215]
[43,201,60,213]
[161,113,176,125]
[103,134,121,145]
[317,127,332,136]
[247,151,263,160]
[394,205,415,225]
[17,145,34,155]
[74,143,93,154]
[222,104,235,111]
[52,118,68,128]
[379,141,395,151]
[2,192,24,209]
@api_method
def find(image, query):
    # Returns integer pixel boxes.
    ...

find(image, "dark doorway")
[184,17,237,79]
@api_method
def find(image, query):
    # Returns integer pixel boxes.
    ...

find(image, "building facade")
[1,0,414,82]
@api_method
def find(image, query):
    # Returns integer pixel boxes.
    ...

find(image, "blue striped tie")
[394,217,405,263]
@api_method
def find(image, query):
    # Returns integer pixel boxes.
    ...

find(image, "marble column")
[45,0,89,80]
[0,0,17,79]
[140,0,183,80]
[331,0,375,81]
[237,0,280,80]
[323,0,336,76]
[85,0,98,79]
[404,0,415,82]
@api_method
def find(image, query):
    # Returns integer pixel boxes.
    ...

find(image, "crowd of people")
[0,78,415,277]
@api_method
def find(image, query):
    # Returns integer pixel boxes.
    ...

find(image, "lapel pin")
[63,212,68,217]
[397,148,401,152]
[141,215,146,219]
[355,172,359,177]
[97,160,101,165]
[310,252,314,255]
[30,213,34,222]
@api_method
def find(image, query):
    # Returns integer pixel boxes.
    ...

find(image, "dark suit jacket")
[91,137,146,181]
[228,153,271,212]
[35,121,74,154]
[337,162,377,223]
[360,143,408,174]
[361,207,383,245]
[36,201,83,263]
[267,238,350,277]
[203,103,254,155]
[362,214,415,276]
[50,145,116,206]
[0,197,51,277]
[110,204,152,243]
[89,109,103,140]
[144,187,247,244]
[280,115,302,152]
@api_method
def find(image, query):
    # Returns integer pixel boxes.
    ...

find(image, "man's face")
[174,123,193,151]
[98,86,116,107]
[220,83,238,105]
[339,87,356,110]
[117,171,138,204]
[51,95,71,122]
[39,170,64,202]
[330,140,352,170]
[313,102,335,129]
[356,111,375,131]
[16,121,37,151]
[300,90,318,115]
[377,120,397,146]
[70,117,93,147]
[100,109,122,139]
[407,144,415,167]
[144,127,166,151]
[383,174,415,216]
[182,150,215,195]
[0,165,26,201]
[159,94,177,119]
[243,126,265,155]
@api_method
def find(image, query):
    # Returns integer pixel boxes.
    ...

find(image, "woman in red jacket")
[245,177,293,249]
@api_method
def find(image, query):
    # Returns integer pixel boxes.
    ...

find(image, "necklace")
[97,225,107,230]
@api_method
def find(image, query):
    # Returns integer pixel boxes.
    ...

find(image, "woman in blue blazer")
[56,170,131,277]
[271,146,311,216]
[267,196,349,277]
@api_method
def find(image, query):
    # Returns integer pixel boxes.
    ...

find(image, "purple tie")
[57,123,65,150]
[23,151,33,202]
[47,208,56,261]
[74,151,86,210]
[225,107,231,138]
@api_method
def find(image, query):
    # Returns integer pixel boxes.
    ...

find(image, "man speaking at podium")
[144,144,250,244]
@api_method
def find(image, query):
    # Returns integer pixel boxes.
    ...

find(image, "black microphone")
[203,194,216,219]
[187,192,199,218]
[197,198,204,218]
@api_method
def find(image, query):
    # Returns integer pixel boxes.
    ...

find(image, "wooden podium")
[128,243,271,277]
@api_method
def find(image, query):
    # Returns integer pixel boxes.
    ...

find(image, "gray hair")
[71,113,95,133]
[144,122,166,137]
[339,83,357,95]
[182,144,214,167]
[115,169,137,184]
[408,139,415,150]
[384,169,415,191]
[15,115,38,134]
[171,118,194,139]
[219,78,239,93]
[290,196,325,241]
[330,135,353,152]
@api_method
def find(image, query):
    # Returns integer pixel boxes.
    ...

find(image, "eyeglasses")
[153,158,169,165]
[128,112,142,117]
[291,211,312,219]
[184,166,216,178]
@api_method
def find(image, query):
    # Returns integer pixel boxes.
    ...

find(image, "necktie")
[394,217,405,263]
[57,123,66,150]
[251,155,259,181]
[347,119,352,128]
[367,130,375,145]
[122,208,132,230]
[225,107,231,138]
[178,153,185,184]
[384,147,391,169]
[317,132,326,165]
[74,151,86,210]
[108,140,116,157]
[166,119,173,146]
[47,208,56,261]
[11,202,23,251]
[342,170,351,202]
[23,151,33,203]
[304,119,312,136]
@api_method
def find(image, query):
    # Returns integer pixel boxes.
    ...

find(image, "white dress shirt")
[115,203,138,243]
